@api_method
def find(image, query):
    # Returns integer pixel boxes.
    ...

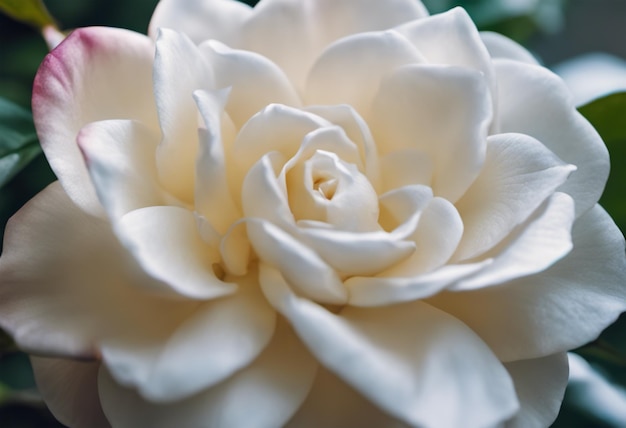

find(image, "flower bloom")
[1,0,625,427]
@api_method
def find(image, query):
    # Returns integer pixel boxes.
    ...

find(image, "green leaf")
[0,0,55,29]
[579,91,626,234]
[0,97,41,189]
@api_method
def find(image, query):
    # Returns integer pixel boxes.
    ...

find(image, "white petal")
[430,204,626,361]
[452,193,575,291]
[153,29,214,202]
[505,353,569,428]
[193,89,241,234]
[115,206,236,299]
[78,120,164,221]
[305,30,424,114]
[239,0,428,91]
[480,31,539,65]
[379,149,433,193]
[99,320,317,428]
[371,64,491,202]
[32,27,158,216]
[395,8,495,94]
[347,261,490,307]
[0,183,196,357]
[31,357,109,428]
[101,274,276,402]
[454,133,576,261]
[251,222,347,304]
[261,266,519,428]
[201,40,301,128]
[286,368,407,428]
[297,227,415,277]
[149,0,252,45]
[495,59,609,217]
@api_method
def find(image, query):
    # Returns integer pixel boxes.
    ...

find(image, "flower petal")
[379,149,433,193]
[249,221,347,304]
[32,27,158,216]
[430,204,626,361]
[99,320,317,428]
[305,30,424,114]
[238,0,428,91]
[286,368,406,428]
[193,89,241,234]
[260,265,519,428]
[153,28,214,202]
[371,64,491,202]
[30,357,109,428]
[452,193,575,291]
[453,133,576,261]
[78,120,164,221]
[101,273,276,402]
[115,206,237,299]
[201,40,301,128]
[504,353,569,428]
[495,59,609,217]
[149,0,252,45]
[0,183,196,357]
[480,31,539,65]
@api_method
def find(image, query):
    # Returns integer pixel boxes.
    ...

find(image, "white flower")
[1,1,625,427]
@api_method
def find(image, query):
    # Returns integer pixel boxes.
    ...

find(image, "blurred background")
[0,0,625,426]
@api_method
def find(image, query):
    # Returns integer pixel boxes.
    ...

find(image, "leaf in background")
[0,0,55,30]
[0,97,41,189]
[579,91,626,234]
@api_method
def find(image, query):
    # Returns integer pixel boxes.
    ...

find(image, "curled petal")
[115,206,237,299]
[201,40,301,128]
[261,266,518,428]
[454,133,576,261]
[495,59,609,217]
[504,353,569,428]
[430,204,626,361]
[33,27,158,216]
[480,31,539,65]
[153,28,214,202]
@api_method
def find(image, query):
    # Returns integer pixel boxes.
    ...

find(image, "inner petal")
[288,150,380,233]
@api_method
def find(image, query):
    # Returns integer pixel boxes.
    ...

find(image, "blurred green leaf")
[0,0,55,29]
[0,97,41,189]
[579,91,626,233]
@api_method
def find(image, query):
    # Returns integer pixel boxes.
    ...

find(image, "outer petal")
[0,183,197,358]
[495,59,609,217]
[78,120,164,221]
[286,368,408,428]
[238,0,428,91]
[504,353,569,428]
[260,266,519,428]
[30,357,109,428]
[101,272,276,402]
[115,206,237,299]
[149,0,252,45]
[371,64,491,202]
[453,133,576,261]
[32,27,158,216]
[430,204,626,361]
[99,321,318,428]
[480,31,539,65]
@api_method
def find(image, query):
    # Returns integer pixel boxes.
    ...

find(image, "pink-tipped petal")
[33,27,158,216]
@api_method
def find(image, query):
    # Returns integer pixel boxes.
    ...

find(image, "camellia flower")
[1,0,625,427]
